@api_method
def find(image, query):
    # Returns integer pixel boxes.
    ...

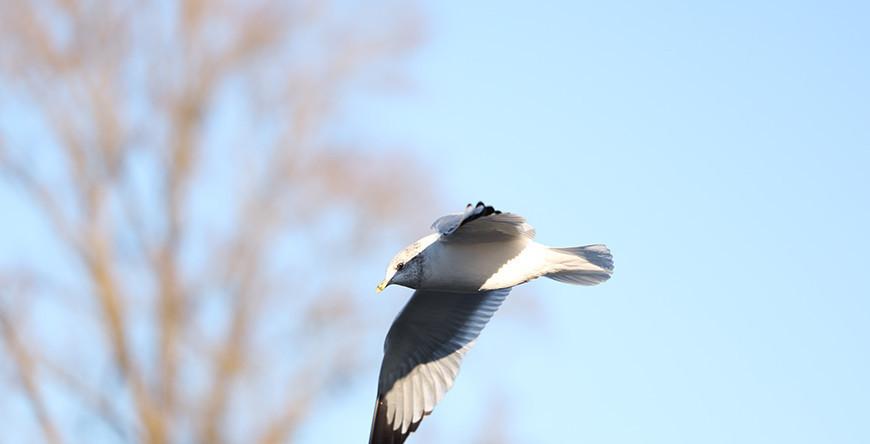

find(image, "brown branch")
[41,359,131,441]
[199,290,254,444]
[0,310,63,444]
[82,221,164,443]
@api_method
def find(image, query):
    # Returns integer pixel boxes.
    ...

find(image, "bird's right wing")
[431,202,535,242]
[369,288,510,444]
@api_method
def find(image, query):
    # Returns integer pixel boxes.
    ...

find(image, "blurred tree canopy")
[0,0,430,442]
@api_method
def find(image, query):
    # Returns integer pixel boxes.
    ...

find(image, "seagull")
[369,202,613,444]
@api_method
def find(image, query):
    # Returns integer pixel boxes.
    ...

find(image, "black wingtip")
[369,398,410,444]
[369,396,429,444]
[461,202,502,228]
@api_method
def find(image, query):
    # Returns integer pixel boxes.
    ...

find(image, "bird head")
[376,234,438,292]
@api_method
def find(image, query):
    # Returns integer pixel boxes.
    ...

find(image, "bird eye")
[396,262,405,271]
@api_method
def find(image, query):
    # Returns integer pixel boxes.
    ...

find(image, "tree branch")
[0,310,63,444]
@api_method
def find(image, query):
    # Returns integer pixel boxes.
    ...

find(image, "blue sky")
[327,1,870,443]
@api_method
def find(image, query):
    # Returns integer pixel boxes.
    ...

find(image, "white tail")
[545,244,613,286]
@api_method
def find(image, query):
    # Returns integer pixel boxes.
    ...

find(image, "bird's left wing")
[431,202,534,242]
[369,288,510,444]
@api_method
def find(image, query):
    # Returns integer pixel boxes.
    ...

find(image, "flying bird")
[369,202,613,444]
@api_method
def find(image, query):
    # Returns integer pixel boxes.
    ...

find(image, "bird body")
[419,235,529,291]
[370,202,613,444]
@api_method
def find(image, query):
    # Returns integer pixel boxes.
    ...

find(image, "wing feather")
[431,202,535,242]
[368,288,510,444]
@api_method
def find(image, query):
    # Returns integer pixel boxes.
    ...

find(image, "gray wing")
[431,202,534,242]
[369,288,510,444]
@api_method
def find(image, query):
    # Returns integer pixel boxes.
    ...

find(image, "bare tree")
[0,0,430,442]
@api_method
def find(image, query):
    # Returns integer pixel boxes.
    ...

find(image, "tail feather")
[545,244,613,286]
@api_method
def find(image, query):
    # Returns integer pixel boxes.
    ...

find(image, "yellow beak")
[376,281,387,293]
